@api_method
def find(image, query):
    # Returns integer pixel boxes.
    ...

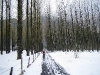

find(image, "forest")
[0,0,100,59]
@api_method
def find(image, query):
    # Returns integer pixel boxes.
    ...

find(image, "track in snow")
[41,53,70,75]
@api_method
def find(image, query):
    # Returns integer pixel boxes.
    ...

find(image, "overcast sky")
[1,0,100,19]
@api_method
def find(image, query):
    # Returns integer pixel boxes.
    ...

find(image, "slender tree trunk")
[30,0,33,55]
[17,0,23,59]
[12,30,14,51]
[5,0,8,53]
[8,0,11,53]
[5,0,11,53]
[26,0,29,56]
[0,0,3,54]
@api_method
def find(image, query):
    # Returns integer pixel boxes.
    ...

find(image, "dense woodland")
[0,0,100,59]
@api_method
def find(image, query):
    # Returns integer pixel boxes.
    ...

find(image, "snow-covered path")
[24,53,70,75]
[41,53,69,75]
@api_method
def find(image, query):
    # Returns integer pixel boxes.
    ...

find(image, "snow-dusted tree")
[45,1,54,51]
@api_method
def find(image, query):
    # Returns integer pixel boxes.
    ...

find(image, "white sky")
[50,0,57,14]
[1,0,100,19]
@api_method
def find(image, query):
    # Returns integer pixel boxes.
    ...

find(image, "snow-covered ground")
[24,54,42,75]
[50,51,100,75]
[0,50,40,75]
[0,50,100,75]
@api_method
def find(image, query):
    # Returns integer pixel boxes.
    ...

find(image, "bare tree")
[17,0,23,59]
[26,0,29,56]
[0,0,3,54]
[30,0,33,54]
[5,0,11,53]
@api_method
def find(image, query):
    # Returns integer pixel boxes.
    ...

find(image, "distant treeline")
[0,0,100,58]
[0,0,43,59]
[44,0,100,52]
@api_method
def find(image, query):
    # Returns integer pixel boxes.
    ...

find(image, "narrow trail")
[41,53,70,75]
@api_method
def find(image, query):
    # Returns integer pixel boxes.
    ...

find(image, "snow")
[50,51,100,75]
[0,50,40,75]
[24,54,42,75]
[0,50,100,75]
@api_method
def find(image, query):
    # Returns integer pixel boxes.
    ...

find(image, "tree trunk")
[17,0,23,59]
[5,0,11,53]
[26,0,29,56]
[30,0,33,55]
[0,0,3,54]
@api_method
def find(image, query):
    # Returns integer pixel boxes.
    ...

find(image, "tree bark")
[17,0,23,59]
[0,0,3,54]
[26,0,29,56]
